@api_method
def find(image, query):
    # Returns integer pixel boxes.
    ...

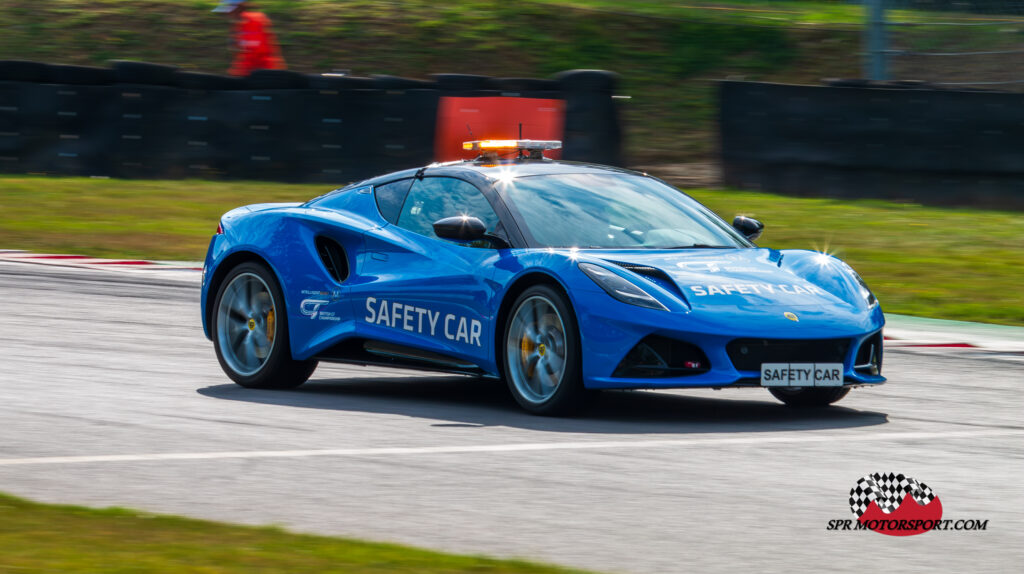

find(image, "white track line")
[1,429,1020,466]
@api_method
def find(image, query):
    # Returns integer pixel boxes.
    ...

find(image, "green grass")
[0,176,319,261]
[1,175,1022,325]
[688,188,1024,326]
[0,492,593,573]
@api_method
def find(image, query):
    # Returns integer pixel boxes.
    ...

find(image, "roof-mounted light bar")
[462,139,562,152]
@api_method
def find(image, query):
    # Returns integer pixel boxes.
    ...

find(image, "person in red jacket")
[213,0,287,77]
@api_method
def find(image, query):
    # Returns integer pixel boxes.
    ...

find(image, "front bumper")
[573,287,886,390]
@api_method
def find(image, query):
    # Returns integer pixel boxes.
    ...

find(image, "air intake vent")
[608,261,672,283]
[315,236,349,283]
[854,331,883,376]
[613,335,710,378]
[607,260,686,301]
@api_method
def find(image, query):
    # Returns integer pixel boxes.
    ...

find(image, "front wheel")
[769,386,850,407]
[502,285,586,416]
[212,261,317,389]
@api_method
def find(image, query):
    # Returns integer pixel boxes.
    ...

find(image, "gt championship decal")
[365,297,482,347]
[826,472,989,536]
[300,290,342,321]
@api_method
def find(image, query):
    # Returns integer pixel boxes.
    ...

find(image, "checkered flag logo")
[849,472,937,517]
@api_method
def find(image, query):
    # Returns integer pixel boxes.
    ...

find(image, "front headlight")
[578,263,668,311]
[847,267,878,309]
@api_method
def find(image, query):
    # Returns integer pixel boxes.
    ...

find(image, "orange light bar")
[463,139,562,152]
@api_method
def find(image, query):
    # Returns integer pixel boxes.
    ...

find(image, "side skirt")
[313,338,497,378]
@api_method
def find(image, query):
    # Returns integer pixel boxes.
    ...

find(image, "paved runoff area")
[0,258,1021,573]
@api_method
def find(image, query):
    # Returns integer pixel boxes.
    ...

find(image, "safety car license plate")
[760,363,843,387]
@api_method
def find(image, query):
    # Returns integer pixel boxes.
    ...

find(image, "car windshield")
[499,173,750,249]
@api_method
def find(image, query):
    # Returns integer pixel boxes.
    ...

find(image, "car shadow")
[197,373,889,435]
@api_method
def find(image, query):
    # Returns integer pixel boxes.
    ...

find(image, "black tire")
[110,60,179,86]
[245,69,311,90]
[554,69,619,93]
[769,386,851,407]
[308,74,374,91]
[431,73,489,91]
[212,261,317,389]
[174,71,244,91]
[502,284,587,416]
[46,64,115,85]
[0,60,50,83]
[372,75,434,90]
[822,78,872,89]
[485,77,560,92]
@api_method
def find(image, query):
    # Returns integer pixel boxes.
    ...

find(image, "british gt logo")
[300,298,329,319]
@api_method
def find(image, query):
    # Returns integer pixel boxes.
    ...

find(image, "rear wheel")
[212,262,317,389]
[769,386,850,407]
[503,285,586,415]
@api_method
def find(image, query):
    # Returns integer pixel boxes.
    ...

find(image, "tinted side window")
[374,179,413,224]
[396,177,499,241]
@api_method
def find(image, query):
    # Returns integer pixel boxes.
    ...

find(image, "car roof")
[352,159,644,189]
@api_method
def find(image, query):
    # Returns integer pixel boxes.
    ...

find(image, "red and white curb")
[0,249,202,278]
[883,336,1024,357]
[2,250,1022,356]
[884,316,1024,355]
[884,338,976,349]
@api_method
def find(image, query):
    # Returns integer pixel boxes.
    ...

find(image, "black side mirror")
[733,215,764,241]
[433,215,487,242]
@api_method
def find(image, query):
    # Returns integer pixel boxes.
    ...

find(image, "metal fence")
[862,0,1024,86]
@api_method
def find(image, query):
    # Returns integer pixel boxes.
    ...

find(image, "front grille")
[726,338,850,372]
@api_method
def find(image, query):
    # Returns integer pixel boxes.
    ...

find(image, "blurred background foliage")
[1,0,842,163]
[3,1,1023,162]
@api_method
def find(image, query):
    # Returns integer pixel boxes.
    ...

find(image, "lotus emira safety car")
[201,139,885,415]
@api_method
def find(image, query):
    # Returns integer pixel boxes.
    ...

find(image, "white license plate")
[760,363,844,387]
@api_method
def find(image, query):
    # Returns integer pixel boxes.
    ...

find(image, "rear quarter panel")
[201,190,384,358]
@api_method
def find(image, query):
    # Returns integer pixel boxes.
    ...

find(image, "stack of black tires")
[0,60,622,182]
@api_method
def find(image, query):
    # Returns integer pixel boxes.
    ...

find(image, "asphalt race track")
[1,260,1021,573]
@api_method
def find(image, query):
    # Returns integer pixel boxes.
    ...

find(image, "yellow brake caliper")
[266,309,275,343]
[521,335,535,377]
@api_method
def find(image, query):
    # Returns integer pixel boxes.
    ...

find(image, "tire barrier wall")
[719,80,1024,209]
[0,61,622,184]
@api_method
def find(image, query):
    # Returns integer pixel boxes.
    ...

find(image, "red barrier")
[434,96,565,161]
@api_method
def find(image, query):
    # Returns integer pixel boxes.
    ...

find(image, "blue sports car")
[201,140,884,415]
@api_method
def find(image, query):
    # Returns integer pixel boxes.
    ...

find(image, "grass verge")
[0,492,593,573]
[688,188,1024,326]
[2,175,1022,325]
